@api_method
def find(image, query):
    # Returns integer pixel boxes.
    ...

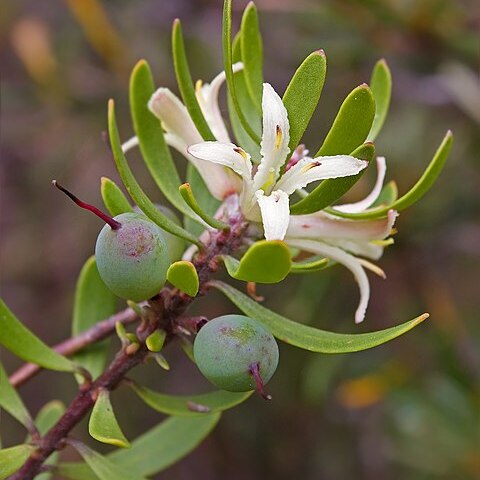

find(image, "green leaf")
[370,180,398,208]
[211,281,430,353]
[130,383,252,416]
[145,329,166,352]
[166,260,199,297]
[58,414,221,480]
[290,142,375,215]
[0,444,35,480]
[107,99,201,246]
[72,256,117,380]
[326,131,453,219]
[29,401,65,480]
[315,84,375,156]
[227,33,262,161]
[240,2,263,111]
[290,256,330,274]
[223,0,260,144]
[129,59,202,226]
[0,361,33,430]
[68,439,141,480]
[184,163,221,236]
[283,50,327,154]
[223,240,291,284]
[0,299,74,372]
[172,20,215,141]
[89,389,130,448]
[368,59,392,141]
[100,177,133,217]
[179,183,229,230]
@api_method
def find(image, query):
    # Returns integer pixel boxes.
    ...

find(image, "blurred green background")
[1,0,479,478]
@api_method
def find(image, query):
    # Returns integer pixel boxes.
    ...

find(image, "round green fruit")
[193,315,279,393]
[134,204,185,263]
[95,212,169,301]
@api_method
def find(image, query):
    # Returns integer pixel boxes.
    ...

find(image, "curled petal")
[334,156,387,213]
[286,209,398,242]
[121,136,139,154]
[255,190,290,241]
[188,141,253,182]
[253,83,291,193]
[196,62,243,143]
[148,88,202,146]
[275,156,367,195]
[287,238,371,323]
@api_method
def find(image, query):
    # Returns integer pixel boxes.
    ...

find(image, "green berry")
[193,315,279,396]
[95,212,169,301]
[134,205,185,263]
[52,181,169,302]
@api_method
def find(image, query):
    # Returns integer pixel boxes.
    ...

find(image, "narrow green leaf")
[290,142,375,215]
[145,329,166,352]
[129,59,200,225]
[172,20,215,141]
[130,383,252,416]
[89,389,130,448]
[316,84,375,156]
[0,361,33,430]
[0,299,74,372]
[58,414,221,479]
[223,240,291,284]
[68,439,141,480]
[72,256,117,380]
[223,0,260,144]
[29,401,65,480]
[290,256,330,274]
[179,183,229,230]
[283,50,327,154]
[326,131,453,219]
[368,59,392,141]
[0,444,35,480]
[184,163,221,236]
[100,177,133,216]
[166,260,199,297]
[211,281,430,353]
[240,2,263,111]
[227,33,262,161]
[370,180,398,208]
[107,99,201,246]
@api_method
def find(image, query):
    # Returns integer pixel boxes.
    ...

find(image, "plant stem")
[11,206,247,480]
[9,307,140,388]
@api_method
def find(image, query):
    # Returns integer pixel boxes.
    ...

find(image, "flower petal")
[121,136,139,154]
[286,209,397,241]
[334,156,387,213]
[275,156,367,195]
[287,238,371,323]
[148,88,202,146]
[255,190,290,241]
[188,142,253,182]
[253,83,290,193]
[195,62,243,143]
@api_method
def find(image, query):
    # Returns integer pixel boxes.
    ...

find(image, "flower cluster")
[123,66,397,323]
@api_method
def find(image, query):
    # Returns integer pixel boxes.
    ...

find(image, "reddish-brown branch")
[10,307,140,388]
[11,207,248,480]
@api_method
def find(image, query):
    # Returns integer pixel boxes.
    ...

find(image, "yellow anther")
[195,79,203,92]
[371,238,395,247]
[233,147,248,160]
[300,161,321,174]
[275,125,282,149]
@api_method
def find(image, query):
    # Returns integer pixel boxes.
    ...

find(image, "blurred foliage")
[1,0,479,478]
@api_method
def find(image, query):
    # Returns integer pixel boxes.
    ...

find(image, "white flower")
[285,157,398,323]
[188,83,367,241]
[123,64,244,200]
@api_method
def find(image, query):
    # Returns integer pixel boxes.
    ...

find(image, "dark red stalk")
[52,180,121,230]
[249,362,272,401]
